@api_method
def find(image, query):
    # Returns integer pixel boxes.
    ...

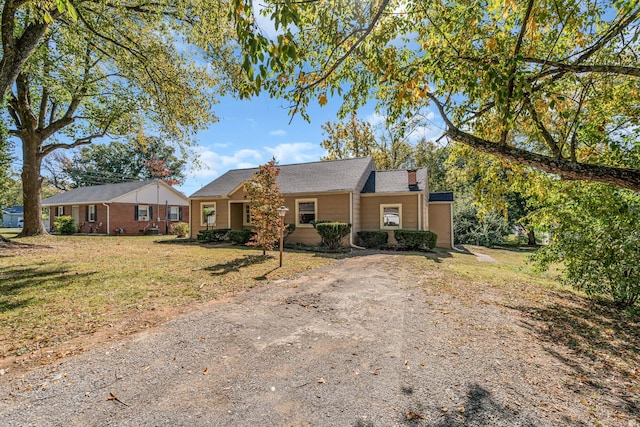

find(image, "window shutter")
[149,206,154,221]
[134,205,139,220]
[94,206,98,222]
[85,206,88,221]
[179,207,183,221]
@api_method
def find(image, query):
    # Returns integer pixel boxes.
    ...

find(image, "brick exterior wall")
[48,202,189,235]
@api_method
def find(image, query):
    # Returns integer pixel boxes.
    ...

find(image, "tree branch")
[427,92,640,191]
[500,0,535,146]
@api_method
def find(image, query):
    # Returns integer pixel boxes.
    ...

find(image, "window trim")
[295,198,317,227]
[137,204,150,221]
[243,203,253,226]
[201,202,217,226]
[380,204,402,229]
[88,204,96,222]
[168,206,180,221]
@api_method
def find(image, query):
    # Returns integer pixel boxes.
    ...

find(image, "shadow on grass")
[510,291,640,416]
[397,383,556,427]
[204,254,272,276]
[0,265,97,312]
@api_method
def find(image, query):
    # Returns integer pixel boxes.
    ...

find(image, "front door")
[72,206,80,228]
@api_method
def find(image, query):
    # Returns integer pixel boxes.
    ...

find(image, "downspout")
[102,202,110,235]
[349,192,366,250]
[417,193,422,230]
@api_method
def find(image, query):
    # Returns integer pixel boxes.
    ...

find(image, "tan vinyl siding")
[190,199,230,238]
[428,203,453,248]
[282,193,351,245]
[229,187,247,200]
[360,195,419,230]
[360,195,419,244]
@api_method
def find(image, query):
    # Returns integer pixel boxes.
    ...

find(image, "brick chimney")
[407,169,417,187]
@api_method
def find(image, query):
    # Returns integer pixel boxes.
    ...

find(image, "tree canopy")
[233,0,640,191]
[48,136,188,189]
[3,0,238,236]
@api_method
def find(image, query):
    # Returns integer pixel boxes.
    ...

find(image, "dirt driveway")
[0,254,632,426]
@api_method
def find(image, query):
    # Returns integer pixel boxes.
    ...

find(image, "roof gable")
[190,157,375,198]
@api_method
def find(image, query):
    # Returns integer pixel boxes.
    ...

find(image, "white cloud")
[269,129,287,137]
[187,142,325,182]
[264,142,324,164]
[190,146,264,179]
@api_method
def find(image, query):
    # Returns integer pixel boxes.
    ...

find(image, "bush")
[314,222,351,249]
[453,205,509,247]
[54,216,76,235]
[357,231,388,248]
[394,229,437,251]
[171,222,189,238]
[197,228,230,242]
[283,223,296,242]
[228,229,254,244]
[533,183,640,308]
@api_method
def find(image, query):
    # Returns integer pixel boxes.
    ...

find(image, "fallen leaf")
[406,411,425,420]
[203,367,209,375]
[442,407,449,412]
[458,407,465,413]
[317,377,325,384]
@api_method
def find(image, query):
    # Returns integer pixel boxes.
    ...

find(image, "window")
[296,199,317,226]
[57,206,64,216]
[88,205,96,222]
[380,204,402,229]
[169,206,180,221]
[201,203,216,226]
[137,205,149,221]
[243,204,253,226]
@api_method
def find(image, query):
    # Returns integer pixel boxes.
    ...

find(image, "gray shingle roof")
[190,157,375,198]
[42,181,158,205]
[361,168,428,193]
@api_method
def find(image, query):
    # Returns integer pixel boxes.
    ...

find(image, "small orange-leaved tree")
[243,159,285,255]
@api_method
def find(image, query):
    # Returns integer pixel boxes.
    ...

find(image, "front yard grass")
[0,235,335,366]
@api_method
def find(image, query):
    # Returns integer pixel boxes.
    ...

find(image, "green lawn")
[0,235,336,361]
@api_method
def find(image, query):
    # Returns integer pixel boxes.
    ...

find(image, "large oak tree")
[3,0,238,236]
[232,0,640,191]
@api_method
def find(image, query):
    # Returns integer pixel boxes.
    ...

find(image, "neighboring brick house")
[42,180,189,235]
[189,157,454,248]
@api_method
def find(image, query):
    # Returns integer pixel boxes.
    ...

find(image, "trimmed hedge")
[197,228,230,242]
[314,222,351,249]
[357,231,388,248]
[171,222,189,238]
[394,229,437,251]
[228,229,254,244]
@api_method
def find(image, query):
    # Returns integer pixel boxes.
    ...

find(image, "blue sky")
[178,92,444,197]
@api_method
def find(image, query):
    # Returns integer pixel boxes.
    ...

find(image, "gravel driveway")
[0,254,610,426]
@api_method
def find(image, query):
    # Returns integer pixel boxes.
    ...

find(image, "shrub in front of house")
[357,231,389,249]
[171,222,190,238]
[314,222,351,249]
[197,228,230,242]
[394,230,437,251]
[228,229,253,244]
[54,216,76,235]
[283,223,296,242]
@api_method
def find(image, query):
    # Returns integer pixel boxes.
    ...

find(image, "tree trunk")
[527,229,536,246]
[18,134,47,237]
